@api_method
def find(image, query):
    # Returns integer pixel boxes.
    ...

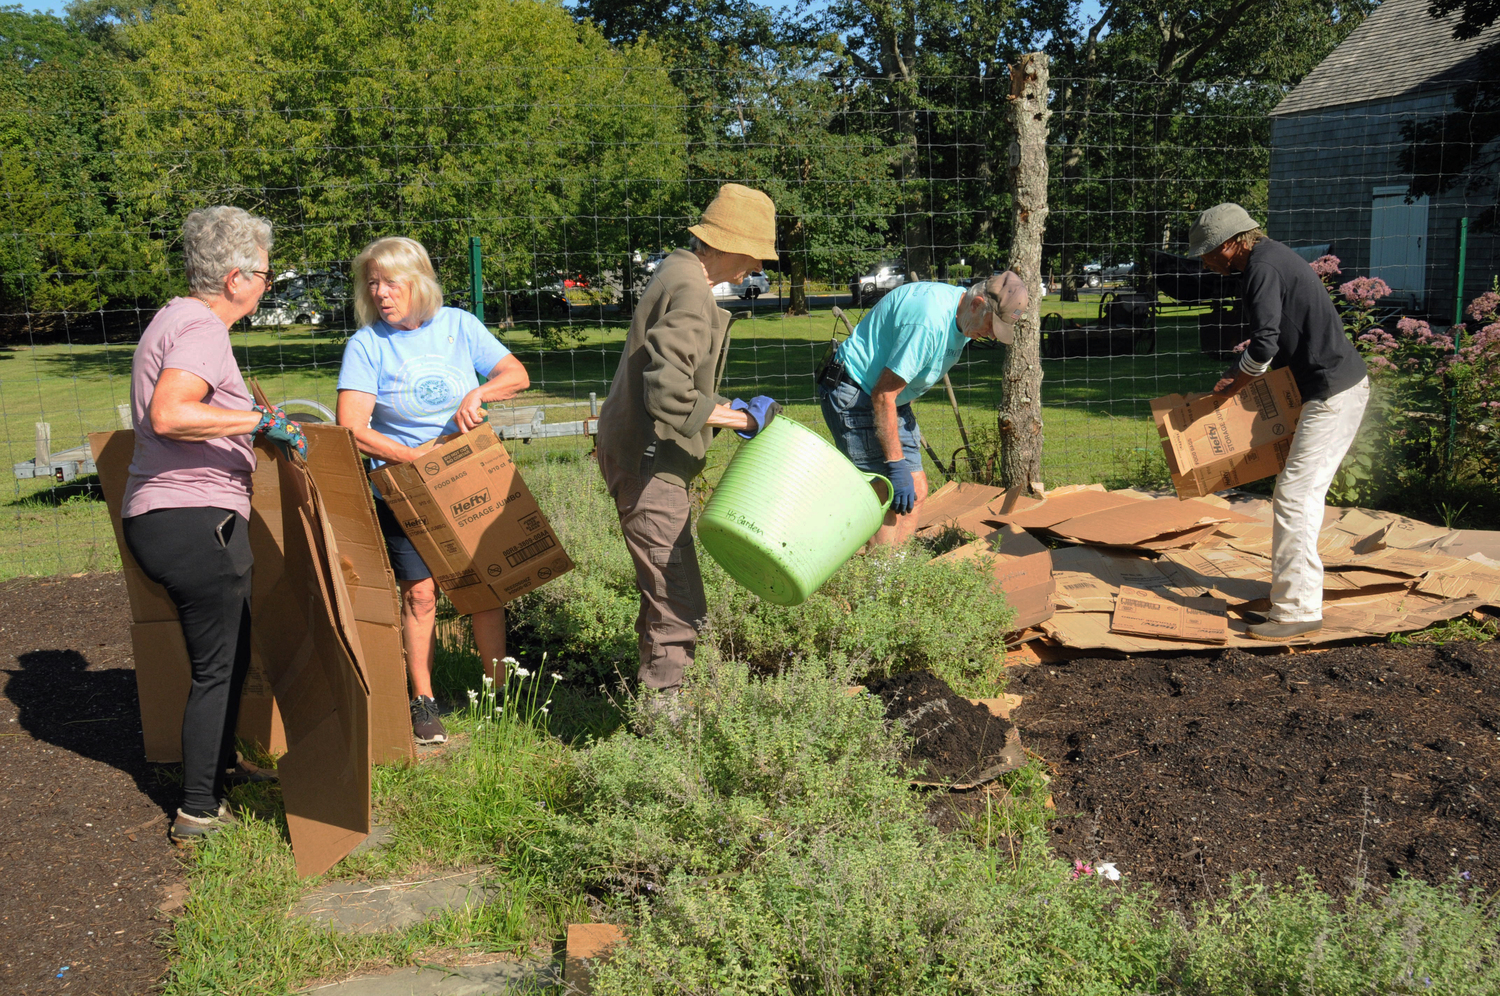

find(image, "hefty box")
[1150,366,1304,500]
[369,425,573,614]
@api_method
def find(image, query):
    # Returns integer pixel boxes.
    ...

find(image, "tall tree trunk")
[788,216,808,315]
[998,52,1050,496]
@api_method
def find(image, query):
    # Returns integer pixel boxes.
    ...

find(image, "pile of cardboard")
[916,480,1500,654]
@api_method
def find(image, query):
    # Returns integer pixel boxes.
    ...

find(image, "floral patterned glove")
[252,403,307,458]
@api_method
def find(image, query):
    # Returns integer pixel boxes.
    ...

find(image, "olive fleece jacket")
[597,249,730,487]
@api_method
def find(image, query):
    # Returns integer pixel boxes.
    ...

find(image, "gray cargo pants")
[597,448,707,690]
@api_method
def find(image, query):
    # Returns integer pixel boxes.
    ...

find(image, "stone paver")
[290,871,494,934]
[303,959,556,995]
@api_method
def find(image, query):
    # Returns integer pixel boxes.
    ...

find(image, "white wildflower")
[551,672,563,682]
[514,667,531,678]
[481,674,493,687]
[501,656,519,666]
[467,689,478,703]
[494,707,502,716]
[1096,862,1121,882]
[540,706,549,714]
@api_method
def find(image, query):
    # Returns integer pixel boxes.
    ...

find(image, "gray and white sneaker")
[170,803,233,846]
[410,695,448,744]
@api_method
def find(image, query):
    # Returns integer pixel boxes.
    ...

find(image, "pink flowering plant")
[1342,278,1500,492]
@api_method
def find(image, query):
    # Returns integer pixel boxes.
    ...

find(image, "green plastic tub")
[698,416,892,605]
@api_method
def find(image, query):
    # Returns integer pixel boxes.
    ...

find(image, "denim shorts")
[374,495,433,582]
[817,377,924,477]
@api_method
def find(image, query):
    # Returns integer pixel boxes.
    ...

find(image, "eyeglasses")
[243,268,273,285]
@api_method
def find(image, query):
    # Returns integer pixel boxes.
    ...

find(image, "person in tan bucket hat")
[596,184,783,711]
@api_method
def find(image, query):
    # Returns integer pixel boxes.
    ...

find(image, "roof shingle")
[1273,0,1500,116]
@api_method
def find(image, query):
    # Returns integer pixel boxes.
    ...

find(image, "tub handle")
[864,472,895,512]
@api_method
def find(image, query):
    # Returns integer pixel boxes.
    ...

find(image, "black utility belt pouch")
[814,341,845,389]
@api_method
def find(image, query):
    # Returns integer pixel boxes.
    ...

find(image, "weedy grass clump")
[509,454,1013,696]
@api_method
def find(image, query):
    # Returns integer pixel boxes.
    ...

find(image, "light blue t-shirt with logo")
[337,306,510,469]
[836,282,968,407]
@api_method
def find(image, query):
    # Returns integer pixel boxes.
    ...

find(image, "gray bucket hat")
[1188,203,1261,257]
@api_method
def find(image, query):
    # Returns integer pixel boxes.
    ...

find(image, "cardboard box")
[370,425,573,614]
[90,431,287,760]
[932,523,1056,631]
[1111,585,1229,643]
[1150,367,1304,499]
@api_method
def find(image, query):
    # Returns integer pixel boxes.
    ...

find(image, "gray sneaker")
[170,803,233,846]
[410,695,448,744]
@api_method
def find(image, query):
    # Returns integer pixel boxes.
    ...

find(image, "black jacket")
[1242,238,1367,401]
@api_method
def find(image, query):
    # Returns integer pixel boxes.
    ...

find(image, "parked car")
[249,269,350,327]
[712,271,770,300]
[849,261,906,305]
[1081,261,1104,288]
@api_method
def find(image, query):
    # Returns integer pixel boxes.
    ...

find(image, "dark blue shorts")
[374,495,433,582]
[817,377,924,477]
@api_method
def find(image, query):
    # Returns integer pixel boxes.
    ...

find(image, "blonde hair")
[352,237,443,328]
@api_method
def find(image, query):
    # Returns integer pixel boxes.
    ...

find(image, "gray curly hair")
[182,206,273,295]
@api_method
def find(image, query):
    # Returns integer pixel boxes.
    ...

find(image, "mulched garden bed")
[1010,640,1500,906]
[865,670,1014,784]
[0,573,182,995]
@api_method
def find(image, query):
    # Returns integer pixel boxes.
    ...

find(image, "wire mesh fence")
[2,53,1490,578]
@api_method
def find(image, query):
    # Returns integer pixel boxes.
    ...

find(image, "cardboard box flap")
[1320,547,1461,578]
[914,482,1006,535]
[988,489,1141,530]
[1416,561,1500,601]
[1111,585,1229,643]
[1160,549,1274,605]
[1046,497,1249,547]
[257,483,371,877]
[930,523,1055,631]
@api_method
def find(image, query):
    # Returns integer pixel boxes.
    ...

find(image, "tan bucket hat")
[688,184,778,262]
[1188,203,1261,257]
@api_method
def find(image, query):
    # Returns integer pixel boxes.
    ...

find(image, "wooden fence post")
[999,52,1050,496]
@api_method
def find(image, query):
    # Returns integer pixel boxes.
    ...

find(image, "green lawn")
[0,295,1223,579]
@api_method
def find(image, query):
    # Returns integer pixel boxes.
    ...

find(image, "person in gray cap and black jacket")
[1189,203,1369,642]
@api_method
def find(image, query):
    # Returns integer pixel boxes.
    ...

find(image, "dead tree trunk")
[998,52,1050,497]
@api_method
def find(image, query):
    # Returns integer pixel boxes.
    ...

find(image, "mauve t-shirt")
[122,297,256,519]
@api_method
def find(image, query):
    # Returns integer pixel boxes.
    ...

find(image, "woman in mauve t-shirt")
[121,206,305,846]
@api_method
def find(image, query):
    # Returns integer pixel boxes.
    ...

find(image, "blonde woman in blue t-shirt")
[336,237,529,744]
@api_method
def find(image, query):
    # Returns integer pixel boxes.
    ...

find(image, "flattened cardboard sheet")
[987,489,1140,530]
[914,482,1008,538]
[1417,561,1500,602]
[302,425,412,764]
[257,457,371,877]
[1111,585,1229,643]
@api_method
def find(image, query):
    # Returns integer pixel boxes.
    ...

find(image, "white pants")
[1270,377,1371,623]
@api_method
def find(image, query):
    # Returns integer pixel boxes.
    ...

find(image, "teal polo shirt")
[836,282,967,407]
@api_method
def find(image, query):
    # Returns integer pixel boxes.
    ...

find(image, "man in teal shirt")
[818,271,1028,545]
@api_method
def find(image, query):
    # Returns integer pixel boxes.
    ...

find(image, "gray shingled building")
[1269,0,1500,319]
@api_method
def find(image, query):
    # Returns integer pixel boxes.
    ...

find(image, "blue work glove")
[252,403,308,459]
[729,395,783,440]
[886,459,917,515]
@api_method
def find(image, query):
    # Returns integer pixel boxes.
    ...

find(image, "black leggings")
[122,506,253,816]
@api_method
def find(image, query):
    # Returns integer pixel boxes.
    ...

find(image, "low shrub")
[508,454,1013,693]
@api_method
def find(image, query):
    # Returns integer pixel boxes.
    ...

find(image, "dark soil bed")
[0,573,181,995]
[1009,641,1500,906]
[866,670,1013,783]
